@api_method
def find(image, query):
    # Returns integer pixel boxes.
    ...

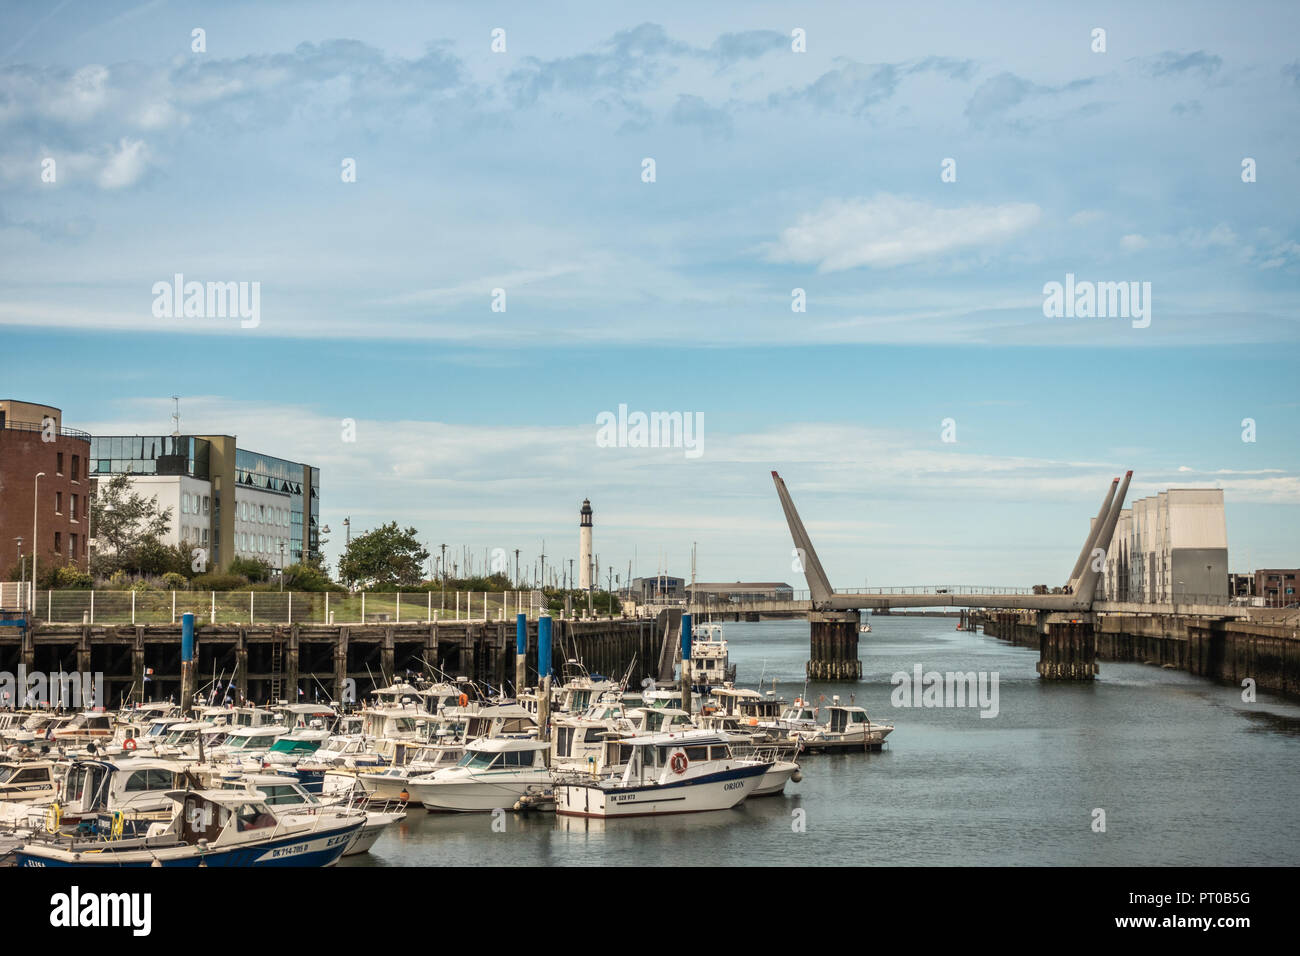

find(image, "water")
[342,617,1300,866]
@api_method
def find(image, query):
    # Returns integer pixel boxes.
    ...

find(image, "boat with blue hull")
[15,789,362,868]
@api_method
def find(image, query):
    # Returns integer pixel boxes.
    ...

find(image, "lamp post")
[279,542,285,591]
[343,517,350,546]
[32,473,45,616]
[15,537,23,613]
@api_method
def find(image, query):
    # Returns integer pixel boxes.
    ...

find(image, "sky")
[1,0,1297,588]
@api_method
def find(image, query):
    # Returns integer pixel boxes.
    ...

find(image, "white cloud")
[96,137,150,189]
[765,194,1041,271]
[1120,233,1149,251]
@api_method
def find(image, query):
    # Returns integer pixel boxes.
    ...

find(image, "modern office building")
[1101,489,1229,602]
[0,400,93,574]
[89,434,320,573]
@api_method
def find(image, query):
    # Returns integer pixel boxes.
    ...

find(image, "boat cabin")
[0,759,58,801]
[454,737,549,771]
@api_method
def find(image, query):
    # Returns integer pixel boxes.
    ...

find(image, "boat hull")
[555,764,767,818]
[409,773,552,813]
[14,821,363,868]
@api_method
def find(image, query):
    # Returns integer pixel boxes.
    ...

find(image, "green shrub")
[160,572,189,591]
[54,566,93,589]
[191,573,250,591]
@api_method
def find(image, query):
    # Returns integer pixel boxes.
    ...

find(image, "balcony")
[0,419,91,441]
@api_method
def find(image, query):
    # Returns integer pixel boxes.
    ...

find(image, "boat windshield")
[256,784,312,807]
[457,751,499,770]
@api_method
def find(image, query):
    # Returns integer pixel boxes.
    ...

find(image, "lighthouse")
[579,499,593,590]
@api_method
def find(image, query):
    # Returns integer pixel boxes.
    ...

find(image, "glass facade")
[236,449,317,564]
[90,435,210,478]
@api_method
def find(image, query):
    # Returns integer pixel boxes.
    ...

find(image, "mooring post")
[515,612,527,698]
[537,614,552,744]
[680,612,693,714]
[180,612,196,716]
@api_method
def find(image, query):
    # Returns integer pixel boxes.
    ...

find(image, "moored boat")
[554,730,770,818]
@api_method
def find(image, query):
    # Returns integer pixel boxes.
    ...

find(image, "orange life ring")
[123,737,138,751]
[669,751,688,775]
[458,693,468,707]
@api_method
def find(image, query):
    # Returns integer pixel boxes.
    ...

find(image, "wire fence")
[9,589,547,626]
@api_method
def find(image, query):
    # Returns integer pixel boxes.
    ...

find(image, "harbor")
[4,613,1297,867]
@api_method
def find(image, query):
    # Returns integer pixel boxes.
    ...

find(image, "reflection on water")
[342,617,1300,867]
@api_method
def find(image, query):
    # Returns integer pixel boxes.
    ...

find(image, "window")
[70,533,77,556]
[56,452,64,475]
[71,455,80,481]
[53,532,61,555]
[182,493,189,515]
[55,491,62,514]
[203,496,210,515]
[69,495,77,520]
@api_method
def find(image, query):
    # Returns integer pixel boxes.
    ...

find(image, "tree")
[337,523,430,590]
[90,474,173,575]
[228,557,271,583]
[282,563,340,592]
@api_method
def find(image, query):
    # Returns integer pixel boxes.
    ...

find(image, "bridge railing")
[832,585,1038,596]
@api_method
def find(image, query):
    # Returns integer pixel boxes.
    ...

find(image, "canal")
[343,616,1300,866]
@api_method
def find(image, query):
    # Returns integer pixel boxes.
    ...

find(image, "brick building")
[0,400,92,578]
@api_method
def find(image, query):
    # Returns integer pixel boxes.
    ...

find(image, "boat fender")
[45,802,62,833]
[791,769,803,783]
[400,789,410,802]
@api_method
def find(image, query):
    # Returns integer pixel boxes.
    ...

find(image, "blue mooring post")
[680,612,693,714]
[180,612,196,716]
[515,613,527,697]
[537,614,553,743]
[538,614,552,679]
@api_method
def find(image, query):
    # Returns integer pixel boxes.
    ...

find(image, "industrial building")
[1101,489,1229,602]
[1254,569,1298,606]
[689,581,796,602]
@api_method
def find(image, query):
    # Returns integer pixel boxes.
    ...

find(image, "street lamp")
[279,541,285,591]
[32,473,45,616]
[14,537,23,613]
[343,517,350,546]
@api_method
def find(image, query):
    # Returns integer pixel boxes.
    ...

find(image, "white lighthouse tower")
[579,499,593,590]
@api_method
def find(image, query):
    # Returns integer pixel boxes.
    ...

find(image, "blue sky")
[2,1,1297,586]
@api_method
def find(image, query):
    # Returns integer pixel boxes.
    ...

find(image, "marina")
[3,615,1297,867]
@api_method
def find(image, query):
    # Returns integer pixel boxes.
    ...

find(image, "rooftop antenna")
[170,395,181,437]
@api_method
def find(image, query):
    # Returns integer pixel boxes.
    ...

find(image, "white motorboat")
[356,743,466,800]
[15,788,362,868]
[684,623,736,692]
[554,730,770,818]
[0,759,59,802]
[407,737,552,813]
[790,699,894,753]
[224,773,403,857]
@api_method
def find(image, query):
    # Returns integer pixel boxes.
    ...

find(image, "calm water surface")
[342,617,1300,866]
